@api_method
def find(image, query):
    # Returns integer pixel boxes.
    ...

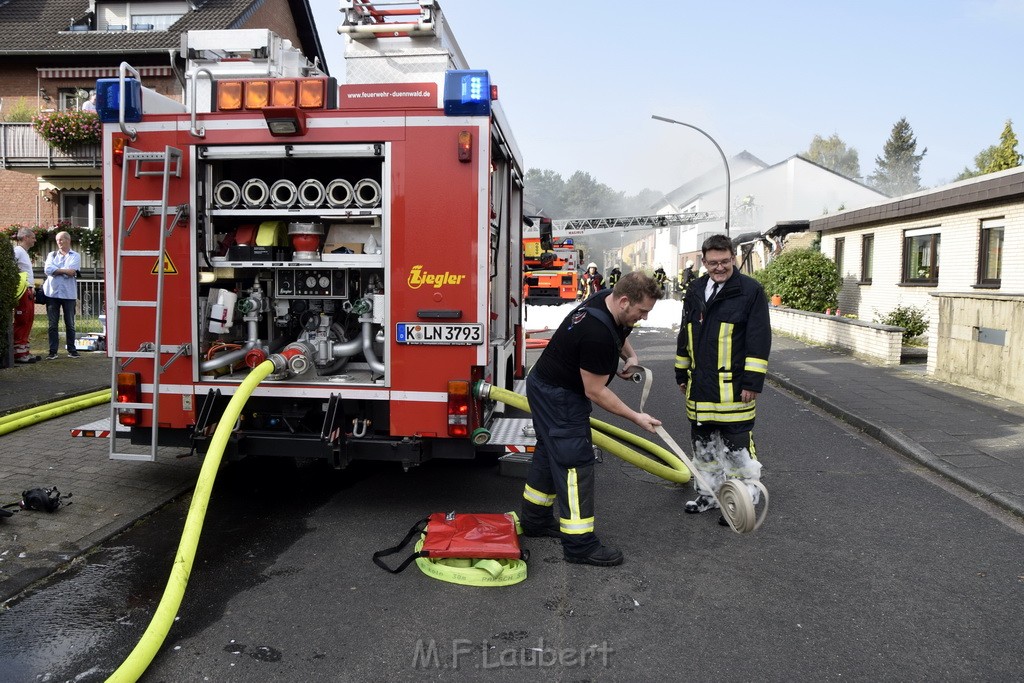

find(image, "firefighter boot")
[564,543,624,567]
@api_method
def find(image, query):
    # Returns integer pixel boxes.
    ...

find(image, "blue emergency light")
[443,70,491,116]
[95,77,143,123]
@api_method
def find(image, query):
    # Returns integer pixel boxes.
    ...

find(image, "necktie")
[708,281,719,303]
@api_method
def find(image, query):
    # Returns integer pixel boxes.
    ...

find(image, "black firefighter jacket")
[674,270,771,426]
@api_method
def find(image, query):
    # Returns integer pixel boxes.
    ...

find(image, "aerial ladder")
[521,211,724,304]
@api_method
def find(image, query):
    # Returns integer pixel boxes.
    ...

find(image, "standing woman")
[43,231,81,359]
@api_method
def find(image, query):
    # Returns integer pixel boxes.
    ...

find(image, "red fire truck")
[522,216,581,305]
[96,2,525,467]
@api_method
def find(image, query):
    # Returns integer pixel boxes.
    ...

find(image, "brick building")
[0,0,325,236]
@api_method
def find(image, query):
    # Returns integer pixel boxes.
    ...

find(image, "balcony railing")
[0,122,101,169]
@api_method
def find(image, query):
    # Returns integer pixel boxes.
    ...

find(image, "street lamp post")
[651,115,730,238]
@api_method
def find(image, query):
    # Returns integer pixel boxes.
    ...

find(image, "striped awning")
[39,178,102,192]
[38,66,173,79]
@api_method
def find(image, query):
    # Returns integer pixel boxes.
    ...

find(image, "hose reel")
[241,178,269,208]
[270,179,298,209]
[326,178,354,208]
[633,365,768,534]
[353,178,381,208]
[213,180,240,209]
[298,178,326,208]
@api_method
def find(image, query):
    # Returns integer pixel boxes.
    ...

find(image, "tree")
[0,238,17,364]
[955,119,1022,181]
[954,145,997,181]
[561,171,621,218]
[868,117,927,197]
[985,119,1022,173]
[802,133,861,179]
[524,168,567,217]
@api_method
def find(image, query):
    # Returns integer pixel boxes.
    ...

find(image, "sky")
[311,1,1024,196]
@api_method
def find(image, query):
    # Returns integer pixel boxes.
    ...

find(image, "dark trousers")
[46,298,76,355]
[522,373,600,555]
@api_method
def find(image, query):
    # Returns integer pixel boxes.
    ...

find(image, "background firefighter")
[607,266,621,288]
[674,234,771,519]
[521,272,663,566]
[578,262,604,298]
[12,227,41,364]
[678,259,697,299]
[653,265,668,294]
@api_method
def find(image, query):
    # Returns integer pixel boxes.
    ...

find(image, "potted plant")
[32,109,101,153]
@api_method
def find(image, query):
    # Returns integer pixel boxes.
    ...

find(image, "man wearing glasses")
[674,234,771,521]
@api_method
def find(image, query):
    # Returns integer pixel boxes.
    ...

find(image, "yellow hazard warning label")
[151,251,178,274]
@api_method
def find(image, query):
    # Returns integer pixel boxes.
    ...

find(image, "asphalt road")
[2,328,1023,681]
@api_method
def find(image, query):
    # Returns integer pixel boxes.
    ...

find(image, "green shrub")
[753,248,840,313]
[0,239,17,363]
[874,304,929,342]
[1,97,39,123]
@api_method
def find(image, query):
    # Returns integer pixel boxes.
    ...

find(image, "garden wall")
[769,306,904,366]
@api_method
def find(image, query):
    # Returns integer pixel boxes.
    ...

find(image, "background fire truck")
[97,2,525,468]
[521,212,724,304]
[521,216,581,305]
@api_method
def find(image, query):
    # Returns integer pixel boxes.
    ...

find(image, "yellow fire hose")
[479,375,768,533]
[479,384,690,484]
[0,389,111,435]
[107,359,275,683]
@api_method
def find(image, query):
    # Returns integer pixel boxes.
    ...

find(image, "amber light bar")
[215,77,337,111]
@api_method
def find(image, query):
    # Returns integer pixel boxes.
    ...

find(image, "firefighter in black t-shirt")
[520,272,663,567]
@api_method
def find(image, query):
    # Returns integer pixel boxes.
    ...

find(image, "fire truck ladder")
[109,145,191,462]
[550,212,726,235]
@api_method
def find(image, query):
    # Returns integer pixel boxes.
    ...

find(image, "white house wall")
[819,198,1024,340]
[655,157,884,268]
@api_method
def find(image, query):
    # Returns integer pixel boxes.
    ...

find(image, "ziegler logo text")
[407,265,467,289]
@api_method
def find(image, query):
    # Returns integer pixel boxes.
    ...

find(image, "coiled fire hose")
[631,365,768,534]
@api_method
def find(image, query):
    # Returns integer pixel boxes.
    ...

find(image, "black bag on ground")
[20,487,69,512]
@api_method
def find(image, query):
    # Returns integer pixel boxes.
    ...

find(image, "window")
[978,218,1004,287]
[98,2,187,31]
[902,227,940,284]
[860,234,874,284]
[57,88,91,111]
[61,191,103,230]
[834,237,845,278]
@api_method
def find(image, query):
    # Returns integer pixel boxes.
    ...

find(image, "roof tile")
[0,0,279,54]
